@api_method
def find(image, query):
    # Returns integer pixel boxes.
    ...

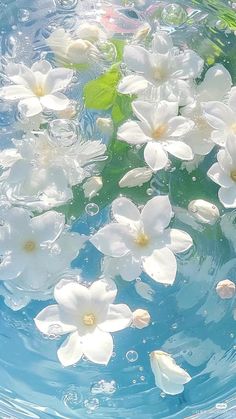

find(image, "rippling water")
[1,0,236,418]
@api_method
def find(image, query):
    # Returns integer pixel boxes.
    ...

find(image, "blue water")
[1,0,236,418]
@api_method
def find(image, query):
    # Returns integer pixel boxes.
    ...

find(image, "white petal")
[207,163,233,188]
[203,102,235,129]
[99,304,132,332]
[168,116,194,137]
[117,75,148,94]
[152,31,173,53]
[117,121,147,145]
[30,211,65,243]
[54,279,91,317]
[40,92,69,110]
[142,247,177,285]
[31,60,52,74]
[141,195,172,234]
[18,97,42,117]
[44,68,73,93]
[219,186,236,208]
[123,45,151,73]
[57,331,83,366]
[164,141,193,161]
[229,87,236,112]
[0,252,25,280]
[163,228,193,253]
[144,142,168,172]
[90,279,117,307]
[34,304,76,335]
[174,50,204,79]
[0,85,33,100]
[225,135,236,166]
[198,64,232,102]
[6,63,36,89]
[135,280,154,301]
[132,100,156,125]
[82,328,113,365]
[112,197,141,225]
[90,224,131,257]
[117,254,142,281]
[119,167,153,188]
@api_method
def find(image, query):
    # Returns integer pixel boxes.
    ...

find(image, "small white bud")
[132,309,151,329]
[119,167,152,188]
[133,23,151,42]
[96,117,113,136]
[76,23,106,43]
[188,199,220,224]
[216,279,235,300]
[83,176,103,200]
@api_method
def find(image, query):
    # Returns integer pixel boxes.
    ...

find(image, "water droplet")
[85,203,99,216]
[48,119,78,147]
[62,385,83,409]
[161,4,187,26]
[160,391,166,398]
[17,9,30,22]
[140,375,145,381]
[57,0,78,8]
[126,350,138,362]
[47,323,63,338]
[230,333,234,338]
[171,322,178,330]
[215,403,227,410]
[215,20,227,30]
[146,188,153,196]
[84,397,100,411]
[90,380,117,395]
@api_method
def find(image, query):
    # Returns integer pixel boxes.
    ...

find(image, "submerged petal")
[112,197,141,226]
[90,224,131,257]
[99,303,132,332]
[82,328,113,365]
[141,195,172,234]
[163,228,193,253]
[57,331,83,366]
[142,247,177,285]
[118,75,148,94]
[34,304,77,335]
[144,142,168,172]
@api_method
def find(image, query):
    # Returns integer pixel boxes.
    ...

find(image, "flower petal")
[0,85,33,100]
[142,247,177,284]
[203,101,235,129]
[117,121,147,145]
[90,279,117,307]
[123,45,151,73]
[99,303,132,332]
[163,228,193,253]
[207,163,233,188]
[40,92,69,110]
[54,279,91,317]
[117,75,148,95]
[34,304,77,335]
[119,167,153,188]
[144,142,168,171]
[31,60,52,74]
[0,252,25,281]
[90,224,131,257]
[197,64,232,102]
[174,50,204,79]
[18,97,42,117]
[164,141,193,161]
[152,31,173,54]
[219,185,236,208]
[112,197,141,225]
[44,68,73,94]
[6,63,36,89]
[168,116,194,137]
[82,328,113,365]
[141,195,172,234]
[57,331,83,366]
[30,211,65,243]
[229,87,236,112]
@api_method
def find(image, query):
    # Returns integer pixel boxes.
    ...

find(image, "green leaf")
[110,39,125,62]
[83,66,121,110]
[111,94,134,125]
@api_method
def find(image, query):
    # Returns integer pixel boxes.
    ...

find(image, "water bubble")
[161,4,188,26]
[160,392,166,398]
[47,323,63,338]
[48,119,78,147]
[215,403,227,410]
[90,380,117,395]
[62,385,83,409]
[171,322,178,330]
[215,20,227,30]
[17,9,30,22]
[57,0,78,8]
[146,188,153,196]
[140,375,145,381]
[85,203,99,216]
[84,398,100,411]
[126,350,138,362]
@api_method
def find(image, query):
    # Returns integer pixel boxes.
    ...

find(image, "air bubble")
[47,323,63,338]
[126,350,138,362]
[85,203,99,216]
[48,119,78,147]
[215,403,227,409]
[215,20,227,30]
[90,380,117,395]
[57,0,78,9]
[84,397,100,411]
[62,385,83,409]
[17,9,30,22]
[146,188,153,196]
[161,4,187,26]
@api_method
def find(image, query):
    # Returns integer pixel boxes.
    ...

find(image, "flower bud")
[133,23,151,42]
[216,279,235,299]
[132,309,151,329]
[76,23,106,43]
[83,176,103,200]
[188,199,220,224]
[119,167,152,188]
[96,117,113,136]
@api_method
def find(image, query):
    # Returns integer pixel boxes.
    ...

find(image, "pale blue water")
[0,0,236,418]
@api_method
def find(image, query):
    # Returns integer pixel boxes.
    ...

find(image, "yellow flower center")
[23,240,37,252]
[34,85,45,97]
[195,115,208,130]
[83,313,96,326]
[153,67,166,81]
[231,123,236,134]
[134,232,150,247]
[230,170,236,181]
[152,124,167,140]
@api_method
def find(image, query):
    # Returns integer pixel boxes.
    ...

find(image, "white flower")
[203,86,236,147]
[132,309,150,329]
[90,196,193,285]
[34,278,132,366]
[47,28,101,65]
[216,280,235,299]
[118,31,203,105]
[118,100,194,171]
[150,350,191,395]
[188,199,220,225]
[119,167,153,188]
[207,136,236,208]
[181,64,232,155]
[96,117,114,136]
[83,176,103,199]
[0,208,86,303]
[75,23,107,43]
[0,60,73,117]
